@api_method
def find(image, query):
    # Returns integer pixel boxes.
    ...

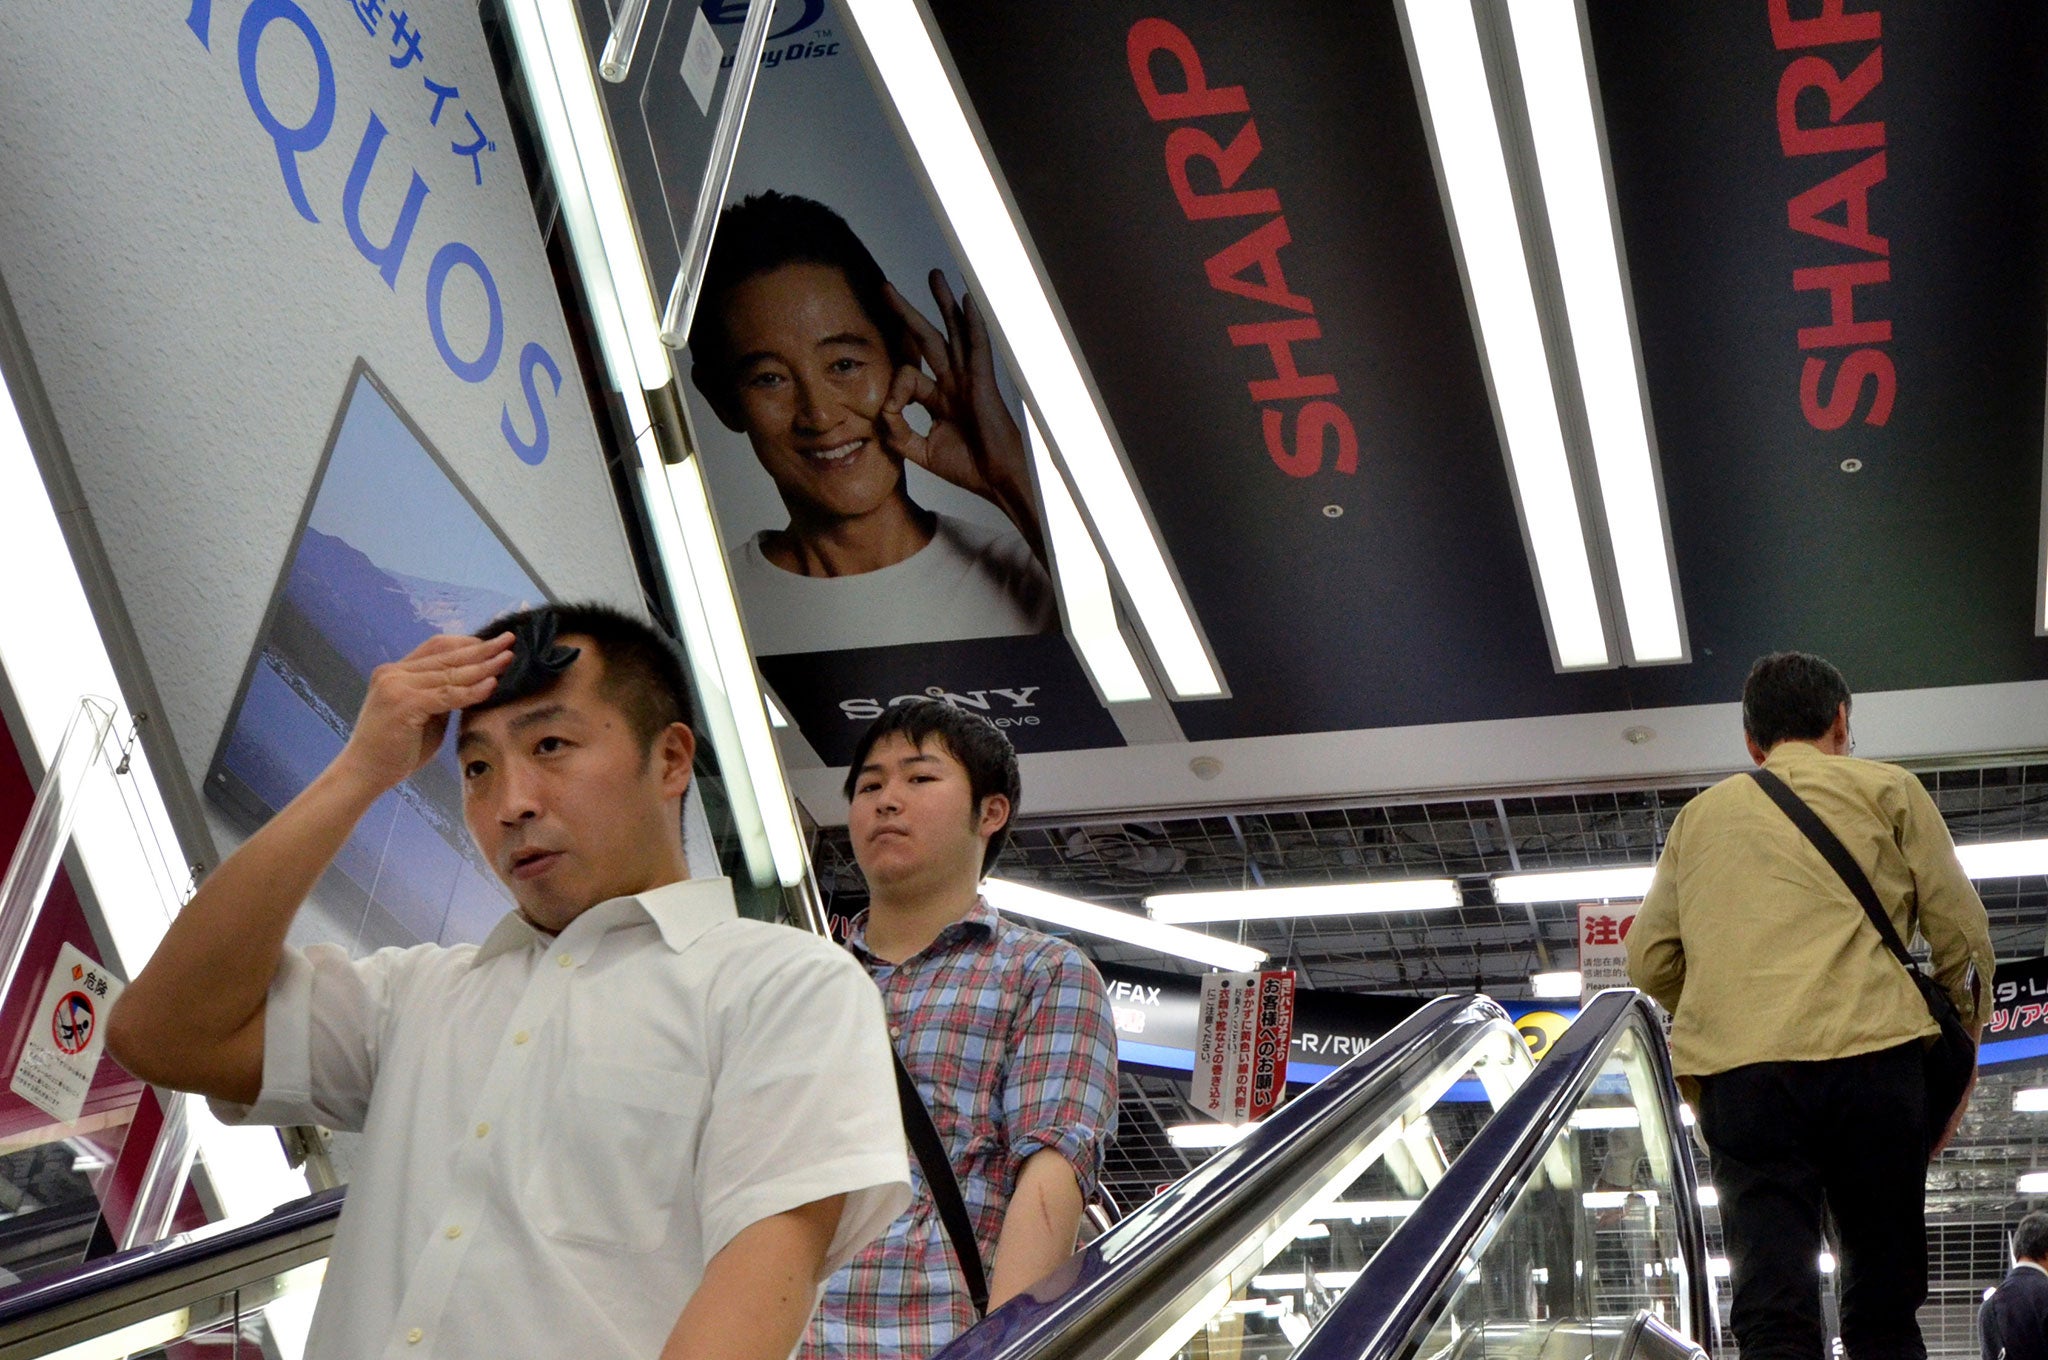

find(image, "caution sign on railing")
[12,942,123,1124]
[1193,970,1296,1124]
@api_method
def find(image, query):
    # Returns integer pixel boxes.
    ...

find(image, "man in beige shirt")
[1628,651,1993,1360]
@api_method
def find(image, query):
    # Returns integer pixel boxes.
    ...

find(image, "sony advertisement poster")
[610,0,1125,766]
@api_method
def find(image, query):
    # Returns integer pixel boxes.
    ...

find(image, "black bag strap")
[892,1048,990,1316]
[1747,767,1925,979]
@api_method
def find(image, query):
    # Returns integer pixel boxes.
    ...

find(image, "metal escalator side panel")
[931,993,1528,1360]
[0,1187,342,1359]
[1294,990,1710,1360]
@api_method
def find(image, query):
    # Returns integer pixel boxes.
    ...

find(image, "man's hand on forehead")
[330,632,515,798]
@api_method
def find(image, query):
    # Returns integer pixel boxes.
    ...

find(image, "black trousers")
[1695,1041,1929,1360]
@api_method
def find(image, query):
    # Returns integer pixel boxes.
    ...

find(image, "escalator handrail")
[932,992,1525,1360]
[1292,989,1712,1360]
[0,1185,343,1336]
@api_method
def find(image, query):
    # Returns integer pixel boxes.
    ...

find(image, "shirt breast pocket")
[528,1061,703,1253]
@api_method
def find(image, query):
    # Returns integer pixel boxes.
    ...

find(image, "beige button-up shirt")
[1627,741,1994,1079]
[218,877,910,1360]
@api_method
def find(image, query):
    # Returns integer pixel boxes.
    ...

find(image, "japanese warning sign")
[1577,901,1641,1004]
[11,942,124,1124]
[1193,970,1296,1124]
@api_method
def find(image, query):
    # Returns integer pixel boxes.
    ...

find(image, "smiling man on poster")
[108,607,910,1360]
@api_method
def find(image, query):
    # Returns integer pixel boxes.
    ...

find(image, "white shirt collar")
[471,877,739,966]
[2018,1260,2048,1277]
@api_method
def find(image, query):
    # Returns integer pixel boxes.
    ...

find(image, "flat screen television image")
[207,360,550,953]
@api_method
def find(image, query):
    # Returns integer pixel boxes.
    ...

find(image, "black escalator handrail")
[1294,990,1712,1360]
[0,1185,343,1354]
[932,993,1525,1360]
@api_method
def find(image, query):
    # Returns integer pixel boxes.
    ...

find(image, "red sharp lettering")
[1768,0,1881,51]
[1229,318,1337,401]
[1800,351,1894,429]
[1262,401,1359,478]
[1794,260,1891,348]
[1788,151,1888,256]
[1166,121,1280,221]
[1777,48,1884,156]
[1206,216,1314,313]
[1128,18,1249,122]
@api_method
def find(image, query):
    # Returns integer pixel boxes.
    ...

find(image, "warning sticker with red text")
[11,943,123,1124]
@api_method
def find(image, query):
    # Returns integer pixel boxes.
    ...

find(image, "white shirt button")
[513,1030,531,1046]
[407,1328,424,1345]
[475,1122,490,1139]
[889,1026,902,1039]
[445,1225,462,1240]
[558,954,575,969]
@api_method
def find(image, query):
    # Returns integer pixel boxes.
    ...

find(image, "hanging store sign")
[1577,901,1642,1003]
[1192,969,1295,1123]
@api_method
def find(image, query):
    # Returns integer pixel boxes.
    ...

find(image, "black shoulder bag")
[1748,768,1977,1151]
[891,1050,991,1316]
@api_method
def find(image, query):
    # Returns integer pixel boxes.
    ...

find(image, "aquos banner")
[0,1,644,943]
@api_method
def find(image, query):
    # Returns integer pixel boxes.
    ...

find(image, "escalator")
[0,992,1709,1360]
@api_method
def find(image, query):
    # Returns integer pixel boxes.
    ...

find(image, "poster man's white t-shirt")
[731,513,1055,655]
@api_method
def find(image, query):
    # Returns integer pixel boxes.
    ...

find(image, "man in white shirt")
[107,604,910,1360]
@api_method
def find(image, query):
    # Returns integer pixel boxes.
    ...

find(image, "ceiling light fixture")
[983,879,1266,971]
[1146,878,1461,924]
[1398,0,1607,668]
[501,0,671,391]
[1166,1120,1261,1150]
[836,0,1223,699]
[2022,1172,2048,1194]
[1500,0,1683,663]
[2017,1089,2048,1114]
[1530,970,1583,1000]
[1494,865,1653,904]
[1957,839,2048,880]
[1568,1107,1641,1130]
[1027,412,1151,703]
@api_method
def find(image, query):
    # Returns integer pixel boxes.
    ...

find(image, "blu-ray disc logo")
[702,0,826,41]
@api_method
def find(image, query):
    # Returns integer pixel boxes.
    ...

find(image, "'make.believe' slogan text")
[1126,20,1359,480]
[1774,0,1894,432]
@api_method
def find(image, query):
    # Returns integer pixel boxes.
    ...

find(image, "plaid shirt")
[801,898,1118,1360]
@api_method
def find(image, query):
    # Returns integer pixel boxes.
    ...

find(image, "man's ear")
[976,793,1011,841]
[657,722,698,800]
[690,361,749,434]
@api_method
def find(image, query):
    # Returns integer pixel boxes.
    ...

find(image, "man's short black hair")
[686,191,906,393]
[1742,651,1852,751]
[468,602,695,754]
[843,699,1020,878]
[2016,1212,2048,1263]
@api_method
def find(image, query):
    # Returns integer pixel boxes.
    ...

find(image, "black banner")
[927,1,2048,741]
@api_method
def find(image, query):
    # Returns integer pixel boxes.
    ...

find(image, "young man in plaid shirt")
[803,699,1119,1360]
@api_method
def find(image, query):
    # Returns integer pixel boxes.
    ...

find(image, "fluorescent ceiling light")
[1696,1185,1719,1208]
[984,879,1266,971]
[1494,865,1653,904]
[1530,970,1583,999]
[1400,0,1606,668]
[2017,1089,2048,1113]
[1027,412,1149,702]
[1502,0,1682,663]
[2023,1172,2048,1194]
[1819,1252,1837,1274]
[502,0,670,391]
[1583,1190,1660,1210]
[1250,1271,1363,1292]
[1146,878,1460,924]
[1313,1200,1421,1221]
[838,1,1223,698]
[1568,1106,1641,1130]
[1708,1256,1731,1278]
[1958,839,2048,880]
[1167,1120,1260,1150]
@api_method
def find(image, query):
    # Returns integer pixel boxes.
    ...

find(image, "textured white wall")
[0,2,642,841]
